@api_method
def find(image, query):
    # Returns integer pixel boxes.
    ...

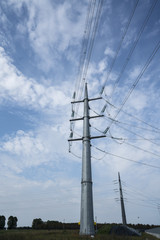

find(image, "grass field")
[0,229,158,240]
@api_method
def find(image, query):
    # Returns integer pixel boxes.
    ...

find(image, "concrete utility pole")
[68,83,105,236]
[118,172,127,225]
[80,83,94,235]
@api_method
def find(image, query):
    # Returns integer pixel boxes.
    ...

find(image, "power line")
[89,106,160,147]
[75,1,97,102]
[103,115,160,147]
[90,124,104,135]
[92,144,160,169]
[110,118,160,134]
[110,0,158,98]
[89,108,160,161]
[74,0,104,116]
[70,0,103,145]
[126,200,158,210]
[74,0,103,105]
[118,39,160,110]
[91,153,107,161]
[116,124,160,148]
[114,178,160,210]
[122,182,160,203]
[124,138,160,141]
[90,124,160,142]
[71,0,97,137]
[121,109,160,132]
[107,129,125,144]
[82,0,104,84]
[124,191,160,208]
[101,38,160,134]
[124,141,160,159]
[100,0,140,95]
[107,129,160,158]
[73,0,96,100]
[71,0,96,125]
[69,150,81,159]
[127,196,159,208]
[102,98,160,132]
[101,113,160,134]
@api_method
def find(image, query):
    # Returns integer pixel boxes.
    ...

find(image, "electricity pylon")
[118,172,127,225]
[69,83,105,235]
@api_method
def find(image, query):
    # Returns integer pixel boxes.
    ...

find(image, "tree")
[0,215,5,229]
[7,216,18,229]
[32,218,43,229]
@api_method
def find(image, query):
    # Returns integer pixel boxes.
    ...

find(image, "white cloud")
[0,167,81,226]
[1,130,47,156]
[129,65,142,79]
[122,28,137,49]
[104,47,115,58]
[10,0,87,71]
[126,89,147,111]
[98,59,108,72]
[0,47,70,110]
[0,122,70,169]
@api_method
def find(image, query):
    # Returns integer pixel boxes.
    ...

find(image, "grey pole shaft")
[80,83,95,235]
[118,172,127,225]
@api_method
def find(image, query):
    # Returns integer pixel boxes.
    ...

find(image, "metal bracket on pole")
[70,117,84,121]
[89,115,104,119]
[89,97,102,101]
[68,135,106,142]
[71,97,102,104]
[71,100,84,104]
[68,138,83,142]
[70,115,104,122]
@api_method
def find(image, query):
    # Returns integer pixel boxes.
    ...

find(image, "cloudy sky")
[0,0,160,227]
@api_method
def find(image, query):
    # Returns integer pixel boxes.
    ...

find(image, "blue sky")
[0,0,160,227]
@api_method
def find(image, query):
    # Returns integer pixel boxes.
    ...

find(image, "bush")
[97,224,113,234]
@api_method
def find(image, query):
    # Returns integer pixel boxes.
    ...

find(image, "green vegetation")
[0,229,158,240]
[0,220,159,239]
[32,218,79,230]
[97,224,113,234]
[7,216,18,229]
[0,216,5,229]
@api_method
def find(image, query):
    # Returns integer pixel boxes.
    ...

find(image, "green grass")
[0,229,158,240]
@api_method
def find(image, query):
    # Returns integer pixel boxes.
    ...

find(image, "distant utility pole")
[69,83,105,236]
[118,172,127,225]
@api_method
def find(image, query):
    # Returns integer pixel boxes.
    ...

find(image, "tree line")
[1,215,159,231]
[0,216,18,229]
[32,219,160,231]
[32,218,79,230]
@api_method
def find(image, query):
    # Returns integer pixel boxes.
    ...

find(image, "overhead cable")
[125,190,159,207]
[71,0,96,139]
[126,200,158,210]
[105,116,160,134]
[102,97,160,132]
[110,0,158,97]
[69,150,81,159]
[73,0,96,100]
[103,115,160,147]
[116,124,160,148]
[89,106,160,146]
[70,0,103,144]
[74,0,103,106]
[92,144,160,169]
[100,0,140,95]
[102,38,160,133]
[124,141,160,159]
